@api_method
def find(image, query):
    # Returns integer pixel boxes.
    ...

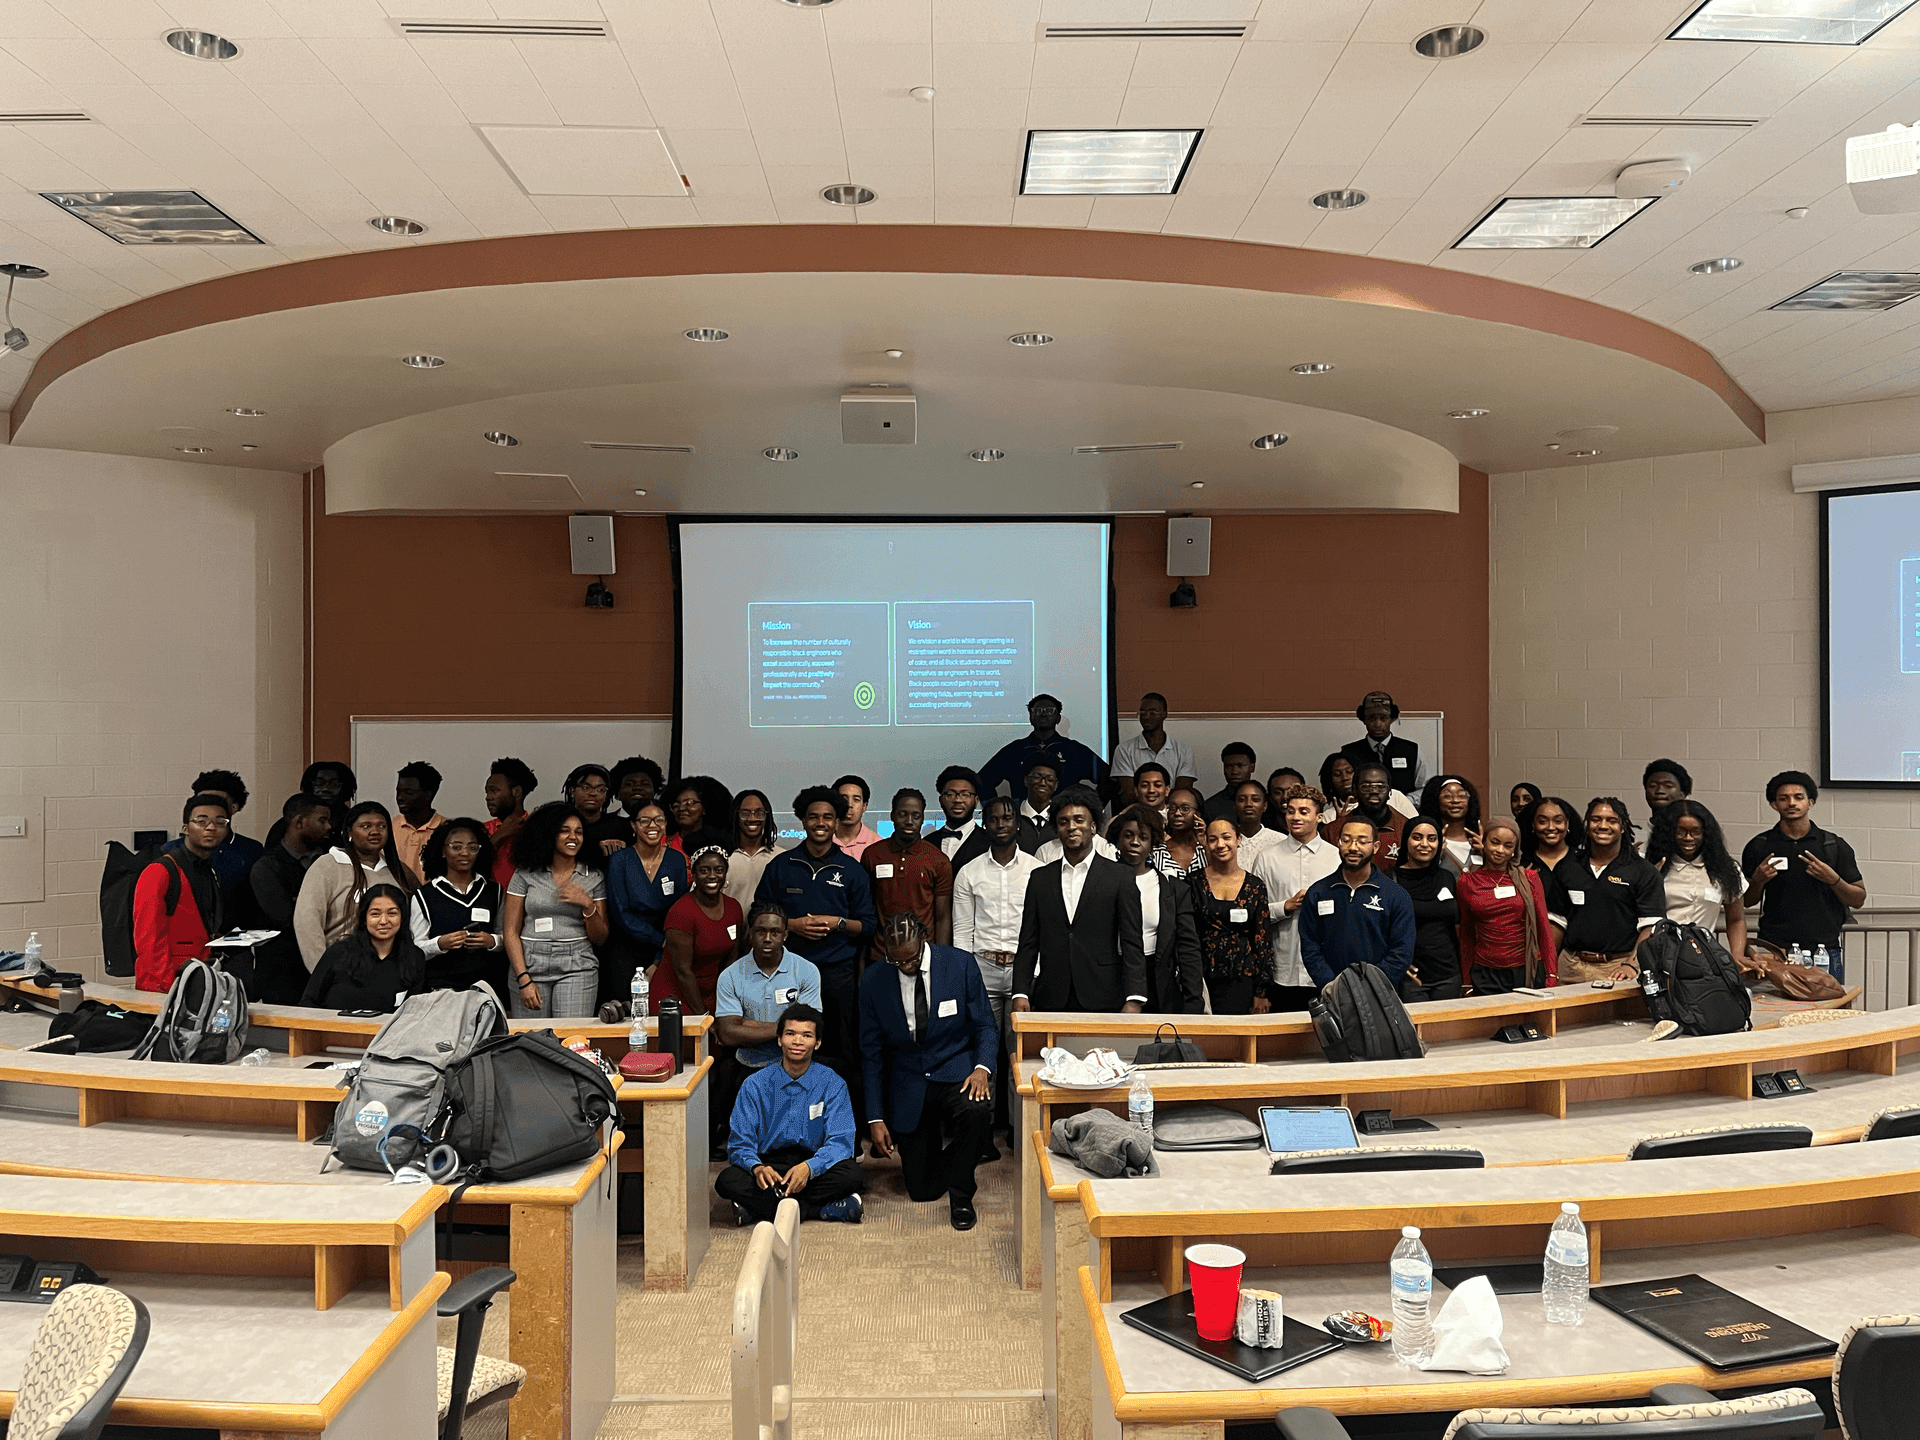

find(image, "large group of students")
[128,686,1868,1230]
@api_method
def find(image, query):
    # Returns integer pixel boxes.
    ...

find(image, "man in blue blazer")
[859,911,999,1230]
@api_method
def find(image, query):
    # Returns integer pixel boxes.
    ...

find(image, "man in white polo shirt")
[1109,692,1198,809]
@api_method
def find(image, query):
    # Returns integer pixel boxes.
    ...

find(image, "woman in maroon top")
[1457,818,1557,993]
[658,847,745,1015]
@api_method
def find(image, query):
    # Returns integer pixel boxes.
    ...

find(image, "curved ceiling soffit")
[9,224,1764,444]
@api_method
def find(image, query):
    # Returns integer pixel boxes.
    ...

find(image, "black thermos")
[656,997,683,1075]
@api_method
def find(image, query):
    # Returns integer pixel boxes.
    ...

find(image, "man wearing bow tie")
[928,765,991,872]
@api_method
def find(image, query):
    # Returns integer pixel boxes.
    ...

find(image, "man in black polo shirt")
[1201,742,1258,823]
[1552,797,1664,982]
[1741,770,1865,956]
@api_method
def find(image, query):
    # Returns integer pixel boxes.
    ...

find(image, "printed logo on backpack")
[354,1100,390,1137]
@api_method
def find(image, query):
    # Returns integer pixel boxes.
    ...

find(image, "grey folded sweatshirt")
[1049,1108,1160,1178]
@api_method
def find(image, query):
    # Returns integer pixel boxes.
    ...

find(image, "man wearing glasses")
[133,792,230,992]
[977,694,1108,801]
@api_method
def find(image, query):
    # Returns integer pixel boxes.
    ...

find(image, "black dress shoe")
[950,1203,977,1231]
[977,1139,999,1164]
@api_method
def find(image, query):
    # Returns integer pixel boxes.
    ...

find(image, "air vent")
[1576,115,1760,128]
[1042,22,1249,38]
[396,18,609,37]
[584,441,694,454]
[0,111,90,124]
[495,472,572,480]
[1073,442,1183,455]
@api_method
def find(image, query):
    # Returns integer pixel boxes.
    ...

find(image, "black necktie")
[913,970,929,1040]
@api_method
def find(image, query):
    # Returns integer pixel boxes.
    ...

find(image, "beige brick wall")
[0,445,304,980]
[1490,395,1920,915]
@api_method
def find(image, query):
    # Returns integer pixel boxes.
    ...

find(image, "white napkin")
[1417,1275,1510,1374]
[1037,1046,1134,1086]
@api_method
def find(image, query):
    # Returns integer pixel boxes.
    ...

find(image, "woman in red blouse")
[1457,818,1557,992]
[658,846,746,1015]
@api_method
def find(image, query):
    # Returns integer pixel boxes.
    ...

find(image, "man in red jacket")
[133,793,229,992]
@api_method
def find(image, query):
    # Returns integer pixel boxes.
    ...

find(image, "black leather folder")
[1590,1273,1836,1370]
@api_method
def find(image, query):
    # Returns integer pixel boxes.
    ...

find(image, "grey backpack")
[326,983,506,1173]
[130,958,249,1065]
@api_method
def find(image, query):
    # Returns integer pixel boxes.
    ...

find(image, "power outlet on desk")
[1754,1069,1815,1099]
[1357,1109,1439,1135]
[1494,1023,1546,1044]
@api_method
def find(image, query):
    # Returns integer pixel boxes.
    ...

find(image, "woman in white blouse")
[1645,799,1748,959]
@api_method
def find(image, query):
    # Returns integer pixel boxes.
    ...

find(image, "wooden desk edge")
[615,1054,711,1102]
[0,1187,446,1247]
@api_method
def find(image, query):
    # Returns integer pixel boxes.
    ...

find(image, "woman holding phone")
[410,818,503,993]
[503,802,610,1017]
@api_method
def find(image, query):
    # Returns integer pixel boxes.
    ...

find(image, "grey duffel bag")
[1152,1103,1263,1152]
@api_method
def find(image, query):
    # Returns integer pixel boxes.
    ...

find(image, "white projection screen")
[1822,482,1920,788]
[673,520,1112,837]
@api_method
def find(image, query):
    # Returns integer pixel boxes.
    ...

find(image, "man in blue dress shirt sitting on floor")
[715,1003,866,1226]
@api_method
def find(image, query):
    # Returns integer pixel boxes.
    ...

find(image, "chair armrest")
[438,1266,516,1318]
[1274,1405,1351,1440]
[1647,1384,1719,1406]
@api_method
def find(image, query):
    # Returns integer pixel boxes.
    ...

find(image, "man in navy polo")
[977,694,1107,799]
[1298,815,1415,987]
[756,786,879,1136]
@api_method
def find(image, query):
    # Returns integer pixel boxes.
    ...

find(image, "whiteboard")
[351,717,673,819]
[1159,713,1443,789]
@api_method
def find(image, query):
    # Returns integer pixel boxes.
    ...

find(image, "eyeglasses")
[636,817,667,829]
[574,781,609,795]
[737,808,768,819]
[186,815,230,829]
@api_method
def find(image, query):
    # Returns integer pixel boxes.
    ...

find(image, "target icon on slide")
[853,681,877,710]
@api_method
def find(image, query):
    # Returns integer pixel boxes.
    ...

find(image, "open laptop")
[1258,1105,1360,1154]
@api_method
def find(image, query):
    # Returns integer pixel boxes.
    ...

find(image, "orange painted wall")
[309,465,1489,791]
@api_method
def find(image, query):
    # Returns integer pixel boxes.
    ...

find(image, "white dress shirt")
[1136,870,1162,955]
[953,846,1043,955]
[1036,833,1118,865]
[1060,851,1096,921]
[931,819,978,859]
[897,945,989,1072]
[1250,832,1341,988]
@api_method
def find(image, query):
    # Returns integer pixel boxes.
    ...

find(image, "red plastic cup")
[1186,1244,1246,1341]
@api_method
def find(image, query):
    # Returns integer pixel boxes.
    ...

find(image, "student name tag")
[1493,884,1517,899]
[786,887,803,895]
[1437,887,1453,901]
[1317,899,1336,916]
[808,1101,824,1120]
[938,998,957,1017]
[1568,891,1586,906]
[777,987,797,1004]
[469,907,490,925]
[875,863,895,878]
[1229,907,1249,924]
[1390,757,1408,768]
[395,990,408,1008]
[726,924,737,940]
[533,915,555,934]
[661,879,674,894]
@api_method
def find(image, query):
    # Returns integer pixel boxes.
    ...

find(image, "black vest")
[1339,734,1420,785]
[417,876,502,937]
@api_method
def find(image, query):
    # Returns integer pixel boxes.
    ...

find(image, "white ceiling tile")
[933,0,1034,44]
[854,193,934,222]
[668,130,762,168]
[740,89,844,132]
[688,165,774,198]
[601,0,729,49]
[936,87,1040,128]
[264,0,398,40]
[762,163,860,203]
[845,129,935,167]
[1116,87,1221,128]
[1031,39,1135,91]
[1022,88,1120,129]
[515,36,641,92]
[306,36,440,87]
[822,0,933,45]
[611,194,702,227]
[753,129,850,169]
[935,128,1024,166]
[1160,192,1257,238]
[934,161,1016,196]
[5,37,145,87]
[35,1,169,39]
[852,163,933,198]
[1462,0,1590,44]
[1011,193,1092,226]
[1087,193,1175,231]
[640,88,751,130]
[1248,0,1363,43]
[1593,41,1752,118]
[348,84,469,129]
[415,36,542,89]
[1127,39,1241,91]
[1149,0,1257,20]
[543,87,657,128]
[835,92,937,131]
[828,43,936,93]
[1176,160,1278,202]
[529,195,629,229]
[1560,0,1699,44]
[1222,41,1343,94]
[933,43,1034,91]
[1041,0,1147,22]
[1190,127,1290,167]
[478,125,687,195]
[934,191,1015,223]
[447,85,565,125]
[691,192,779,223]
[771,191,854,223]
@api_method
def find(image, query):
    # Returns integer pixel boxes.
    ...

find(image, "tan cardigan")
[293,848,402,969]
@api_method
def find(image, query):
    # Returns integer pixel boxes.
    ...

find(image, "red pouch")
[619,1051,676,1083]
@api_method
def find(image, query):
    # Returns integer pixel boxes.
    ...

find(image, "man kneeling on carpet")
[859,911,998,1231]
[716,1003,867,1225]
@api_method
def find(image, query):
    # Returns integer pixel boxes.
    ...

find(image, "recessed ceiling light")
[821,184,876,206]
[1188,481,1206,489]
[1771,271,1920,310]
[368,215,425,236]
[779,0,839,6]
[684,327,729,342]
[1689,256,1743,275]
[1009,333,1054,347]
[226,407,266,417]
[1250,433,1288,450]
[1413,24,1485,58]
[909,86,934,102]
[1454,196,1656,250]
[402,354,445,368]
[764,447,799,461]
[0,263,48,280]
[1448,408,1491,419]
[970,448,1006,462]
[165,29,239,61]
[1786,206,1811,219]
[174,445,212,454]
[1670,0,1917,45]
[41,190,261,245]
[1311,189,1368,211]
[483,431,518,447]
[241,444,257,452]
[1291,362,1334,375]
[1020,129,1203,195]
[633,488,648,496]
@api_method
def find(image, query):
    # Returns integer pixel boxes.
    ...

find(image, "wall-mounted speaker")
[1167,517,1211,577]
[569,515,616,575]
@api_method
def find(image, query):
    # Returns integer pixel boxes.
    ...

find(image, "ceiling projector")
[1847,123,1920,213]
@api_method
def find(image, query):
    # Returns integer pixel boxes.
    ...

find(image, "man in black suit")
[1010,787,1148,1015]
[859,912,999,1230]
[1338,689,1425,790]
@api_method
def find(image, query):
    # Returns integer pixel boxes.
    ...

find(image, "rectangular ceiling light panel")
[1453,196,1656,249]
[1771,271,1920,309]
[1670,0,1919,44]
[1022,130,1202,195]
[40,190,262,244]
[478,126,687,197]
[398,19,609,36]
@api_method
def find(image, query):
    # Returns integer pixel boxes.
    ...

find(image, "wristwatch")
[835,915,846,933]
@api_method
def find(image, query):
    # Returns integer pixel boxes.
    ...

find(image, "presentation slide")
[678,522,1110,838]
[1825,485,1920,784]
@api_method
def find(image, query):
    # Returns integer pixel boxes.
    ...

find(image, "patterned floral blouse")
[1187,870,1274,982]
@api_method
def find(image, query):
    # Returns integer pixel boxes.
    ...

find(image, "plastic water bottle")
[1389,1226,1434,1364]
[1543,1202,1590,1325]
[1789,943,1805,967]
[1127,1072,1154,1141]
[1813,944,1832,979]
[628,968,649,1049]
[23,932,40,971]
[239,1048,272,1067]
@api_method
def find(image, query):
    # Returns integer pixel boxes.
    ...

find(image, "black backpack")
[1312,963,1425,1063]
[49,999,155,1054]
[1638,920,1751,1036]
[441,1029,618,1183]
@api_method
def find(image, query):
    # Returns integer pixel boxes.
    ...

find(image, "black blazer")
[1143,871,1204,1014]
[1339,734,1420,787]
[1013,855,1147,1012]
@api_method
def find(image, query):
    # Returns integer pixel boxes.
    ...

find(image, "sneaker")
[1646,1020,1684,1042]
[730,1202,752,1228]
[816,1193,863,1224]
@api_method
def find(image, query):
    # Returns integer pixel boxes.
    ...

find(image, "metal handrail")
[731,1197,799,1440]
